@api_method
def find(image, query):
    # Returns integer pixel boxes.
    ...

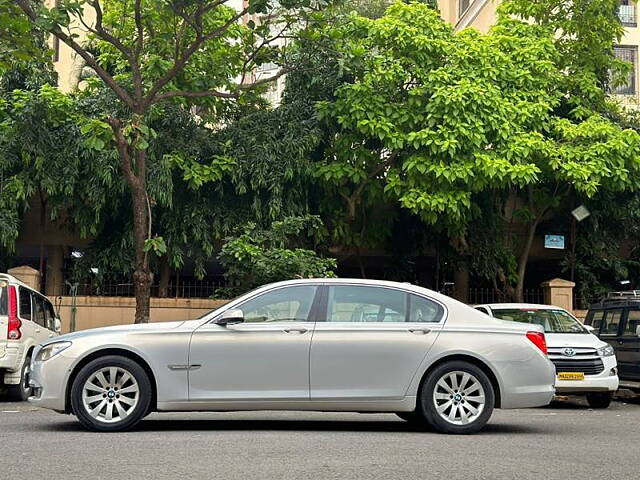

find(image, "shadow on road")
[34,416,547,435]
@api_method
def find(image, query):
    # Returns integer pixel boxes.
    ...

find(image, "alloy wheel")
[82,366,140,424]
[433,370,486,426]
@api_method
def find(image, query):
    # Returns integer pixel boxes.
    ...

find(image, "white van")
[475,303,619,408]
[0,274,61,400]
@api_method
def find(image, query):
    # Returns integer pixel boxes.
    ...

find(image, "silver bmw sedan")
[28,279,555,434]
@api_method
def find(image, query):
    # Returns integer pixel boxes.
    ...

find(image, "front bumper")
[554,355,618,394]
[28,345,76,413]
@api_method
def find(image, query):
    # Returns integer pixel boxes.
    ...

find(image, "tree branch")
[144,6,250,107]
[15,0,134,109]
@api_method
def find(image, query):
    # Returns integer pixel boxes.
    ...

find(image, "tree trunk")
[514,218,542,303]
[130,181,152,322]
[108,116,153,324]
[158,256,171,298]
[454,261,469,303]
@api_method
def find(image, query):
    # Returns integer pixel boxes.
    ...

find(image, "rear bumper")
[499,357,556,409]
[0,344,24,384]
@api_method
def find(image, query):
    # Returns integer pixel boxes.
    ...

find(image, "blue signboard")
[544,235,565,249]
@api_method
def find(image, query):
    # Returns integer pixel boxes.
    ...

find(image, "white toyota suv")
[0,274,61,400]
[475,303,619,408]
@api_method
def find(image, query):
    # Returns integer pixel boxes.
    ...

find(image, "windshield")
[491,308,587,334]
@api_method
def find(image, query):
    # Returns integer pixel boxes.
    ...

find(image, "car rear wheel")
[8,355,32,401]
[71,355,151,432]
[420,361,495,434]
[586,392,612,409]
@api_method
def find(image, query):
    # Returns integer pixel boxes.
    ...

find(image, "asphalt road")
[1,395,639,480]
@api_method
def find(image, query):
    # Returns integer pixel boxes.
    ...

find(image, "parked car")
[584,292,640,392]
[0,273,61,400]
[29,279,555,433]
[475,303,618,408]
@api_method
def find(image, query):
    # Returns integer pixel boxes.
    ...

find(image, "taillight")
[7,286,22,340]
[526,331,547,355]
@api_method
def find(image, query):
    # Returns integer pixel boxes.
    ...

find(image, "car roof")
[476,303,566,311]
[0,273,32,290]
[252,278,454,304]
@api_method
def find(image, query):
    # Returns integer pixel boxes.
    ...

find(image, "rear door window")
[19,287,32,321]
[623,310,640,337]
[409,295,444,323]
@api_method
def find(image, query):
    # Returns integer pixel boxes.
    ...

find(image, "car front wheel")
[420,360,495,434]
[71,355,152,432]
[586,392,613,409]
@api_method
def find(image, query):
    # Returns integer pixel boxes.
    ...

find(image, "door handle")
[35,328,41,333]
[283,328,308,334]
[408,328,431,335]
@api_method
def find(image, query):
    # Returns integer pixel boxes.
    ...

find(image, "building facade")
[438,0,640,103]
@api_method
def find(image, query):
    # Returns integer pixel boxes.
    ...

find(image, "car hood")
[545,332,606,349]
[43,321,187,346]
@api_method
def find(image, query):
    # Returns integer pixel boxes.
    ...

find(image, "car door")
[188,284,321,402]
[310,284,444,400]
[617,309,640,381]
[0,280,8,357]
[42,298,59,339]
[31,294,53,345]
[594,308,623,352]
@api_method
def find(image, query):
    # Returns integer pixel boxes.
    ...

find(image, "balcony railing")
[619,4,637,26]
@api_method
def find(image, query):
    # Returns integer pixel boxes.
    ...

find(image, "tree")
[317,1,640,300]
[8,0,327,322]
[217,215,337,297]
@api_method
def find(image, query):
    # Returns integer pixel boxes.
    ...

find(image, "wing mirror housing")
[215,309,244,326]
[636,325,640,338]
[54,317,62,334]
[584,324,595,333]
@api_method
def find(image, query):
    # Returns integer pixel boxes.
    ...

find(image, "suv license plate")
[557,372,585,381]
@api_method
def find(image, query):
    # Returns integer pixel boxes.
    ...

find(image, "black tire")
[71,355,152,432]
[586,392,612,409]
[7,355,32,401]
[420,360,495,434]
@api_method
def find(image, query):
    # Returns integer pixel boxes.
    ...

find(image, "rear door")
[0,280,8,356]
[617,309,640,381]
[310,285,444,400]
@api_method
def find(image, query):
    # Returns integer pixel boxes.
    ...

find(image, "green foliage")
[217,216,337,297]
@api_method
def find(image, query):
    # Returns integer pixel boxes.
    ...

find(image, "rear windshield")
[0,281,7,316]
[491,308,587,334]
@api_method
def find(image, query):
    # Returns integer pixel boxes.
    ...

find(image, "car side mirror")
[636,325,640,338]
[54,317,62,334]
[584,325,595,333]
[215,309,244,326]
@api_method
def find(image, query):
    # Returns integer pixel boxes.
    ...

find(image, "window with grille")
[613,46,637,95]
[619,0,637,26]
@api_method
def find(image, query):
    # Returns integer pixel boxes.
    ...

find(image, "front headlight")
[597,344,615,357]
[35,341,72,362]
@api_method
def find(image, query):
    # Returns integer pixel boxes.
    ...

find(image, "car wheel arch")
[65,347,157,415]
[416,354,502,409]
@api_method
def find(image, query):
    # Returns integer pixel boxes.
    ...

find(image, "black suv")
[584,292,640,389]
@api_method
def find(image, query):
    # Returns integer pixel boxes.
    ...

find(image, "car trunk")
[0,281,8,357]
